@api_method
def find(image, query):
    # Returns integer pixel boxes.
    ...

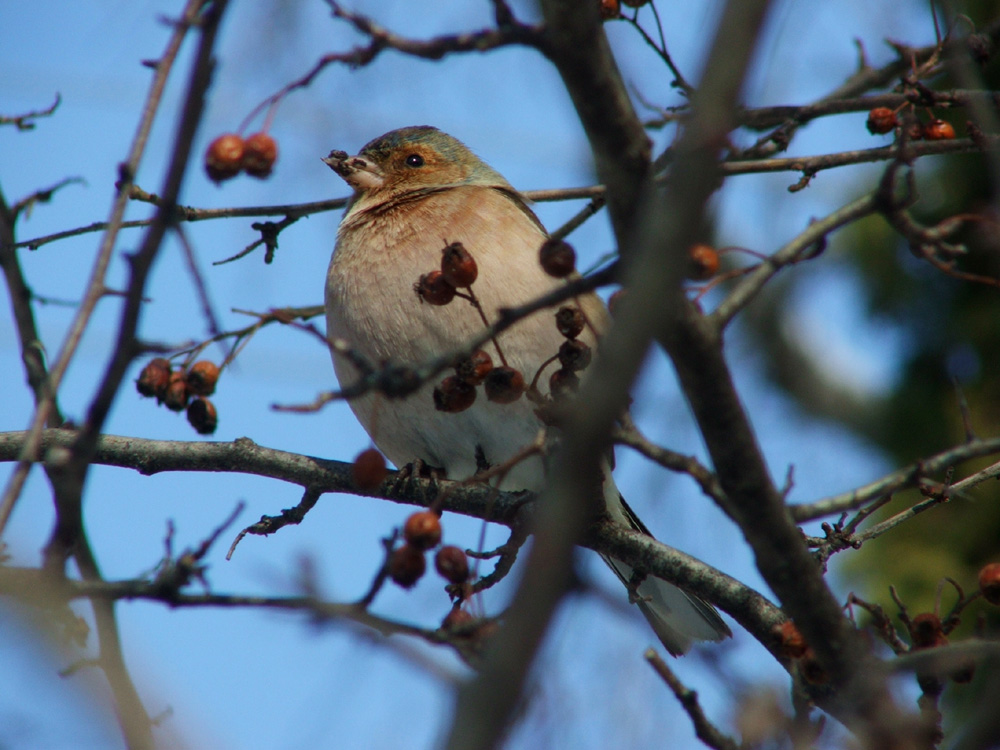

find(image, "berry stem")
[459,287,510,367]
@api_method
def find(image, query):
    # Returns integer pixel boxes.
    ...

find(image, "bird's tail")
[600,472,731,656]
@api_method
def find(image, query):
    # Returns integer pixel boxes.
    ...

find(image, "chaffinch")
[324,125,730,654]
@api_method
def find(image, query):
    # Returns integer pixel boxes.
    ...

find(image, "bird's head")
[323,126,510,206]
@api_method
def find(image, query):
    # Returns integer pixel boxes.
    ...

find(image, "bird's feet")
[387,458,446,502]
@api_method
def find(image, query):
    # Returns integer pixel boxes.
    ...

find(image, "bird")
[323,125,730,655]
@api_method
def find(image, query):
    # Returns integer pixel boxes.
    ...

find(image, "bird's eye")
[405,154,425,168]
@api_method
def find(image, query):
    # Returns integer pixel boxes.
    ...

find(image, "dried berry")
[538,239,576,278]
[433,375,477,413]
[455,349,493,386]
[549,368,580,400]
[557,339,592,372]
[136,358,171,399]
[185,360,220,397]
[162,371,190,412]
[866,107,898,135]
[242,132,278,178]
[352,447,387,491]
[555,306,585,339]
[979,562,1000,605]
[435,545,470,584]
[484,366,526,404]
[923,119,956,141]
[186,398,218,435]
[599,0,620,19]
[388,544,426,588]
[204,133,245,183]
[440,242,478,288]
[415,270,457,306]
[403,510,442,550]
[687,243,720,280]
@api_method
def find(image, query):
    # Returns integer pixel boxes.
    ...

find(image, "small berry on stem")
[557,339,592,372]
[162,371,190,412]
[186,398,218,435]
[415,271,457,306]
[204,134,245,182]
[538,239,576,278]
[455,349,493,385]
[484,366,526,404]
[979,562,1000,605]
[352,448,387,491]
[866,107,898,135]
[242,132,278,178]
[440,241,478,287]
[403,510,442,550]
[555,306,585,339]
[923,119,956,141]
[388,545,426,588]
[435,545,470,584]
[186,360,220,396]
[137,358,171,399]
[433,376,477,413]
[687,244,720,280]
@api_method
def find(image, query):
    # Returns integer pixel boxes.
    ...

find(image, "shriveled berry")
[910,613,947,649]
[455,349,493,385]
[484,366,526,404]
[538,239,576,278]
[773,621,809,659]
[923,119,956,141]
[441,242,478,287]
[186,398,218,435]
[388,544,426,588]
[435,545,470,584]
[979,562,1000,605]
[404,510,442,550]
[558,339,592,372]
[433,375,477,413]
[242,132,278,178]
[866,107,898,135]
[549,368,580,400]
[185,360,220,396]
[352,447,387,491]
[415,270,457,305]
[599,0,620,19]
[137,358,171,398]
[687,243,720,280]
[162,371,190,411]
[555,306,585,339]
[204,133,245,182]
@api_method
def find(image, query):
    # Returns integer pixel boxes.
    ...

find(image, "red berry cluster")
[204,132,278,183]
[548,306,593,402]
[385,509,471,591]
[136,358,220,434]
[415,243,528,411]
[866,106,956,141]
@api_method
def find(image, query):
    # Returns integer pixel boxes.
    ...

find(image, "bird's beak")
[322,150,384,191]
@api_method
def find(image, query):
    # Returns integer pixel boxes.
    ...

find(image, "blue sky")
[1,1,933,747]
